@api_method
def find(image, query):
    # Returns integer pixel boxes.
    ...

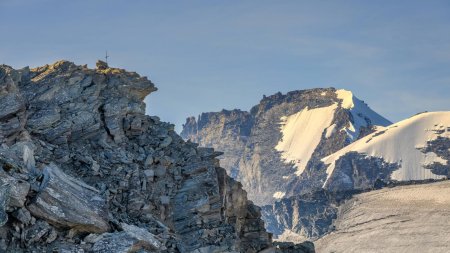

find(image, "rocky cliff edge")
[0,60,301,253]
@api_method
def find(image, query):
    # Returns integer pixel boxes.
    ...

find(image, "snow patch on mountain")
[325,124,337,138]
[276,104,338,176]
[323,111,450,185]
[273,192,286,199]
[274,229,307,243]
[335,89,355,109]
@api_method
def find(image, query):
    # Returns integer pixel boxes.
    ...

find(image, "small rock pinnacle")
[96,60,108,70]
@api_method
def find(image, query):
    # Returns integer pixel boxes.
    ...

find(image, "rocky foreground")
[0,60,314,252]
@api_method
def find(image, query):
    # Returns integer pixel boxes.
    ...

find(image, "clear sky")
[1,0,450,132]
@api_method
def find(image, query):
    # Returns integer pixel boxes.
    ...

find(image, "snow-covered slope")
[275,104,338,175]
[323,111,450,190]
[276,89,391,176]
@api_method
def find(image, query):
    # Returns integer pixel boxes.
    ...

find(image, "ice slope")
[323,111,450,185]
[275,104,338,176]
[275,89,391,176]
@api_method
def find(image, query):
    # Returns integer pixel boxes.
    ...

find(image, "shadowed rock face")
[323,152,400,192]
[0,61,278,252]
[420,137,450,177]
[261,191,338,241]
[261,189,360,242]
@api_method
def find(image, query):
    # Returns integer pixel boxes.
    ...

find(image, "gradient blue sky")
[1,1,450,132]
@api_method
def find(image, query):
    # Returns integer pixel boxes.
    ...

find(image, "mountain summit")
[182,88,391,205]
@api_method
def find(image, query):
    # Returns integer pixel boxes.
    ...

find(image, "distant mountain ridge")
[260,111,450,241]
[182,87,450,243]
[323,111,450,192]
[181,87,391,205]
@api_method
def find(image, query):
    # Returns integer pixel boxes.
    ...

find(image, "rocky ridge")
[0,60,302,253]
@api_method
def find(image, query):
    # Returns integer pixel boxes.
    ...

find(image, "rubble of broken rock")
[0,60,316,252]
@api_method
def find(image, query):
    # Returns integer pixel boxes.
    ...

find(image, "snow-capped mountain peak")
[336,89,392,140]
[275,89,391,176]
[182,88,392,204]
[336,89,355,109]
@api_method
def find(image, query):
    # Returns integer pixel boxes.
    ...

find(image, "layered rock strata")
[0,61,279,253]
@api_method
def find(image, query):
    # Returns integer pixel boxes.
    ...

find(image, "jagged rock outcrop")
[323,152,400,192]
[260,190,359,242]
[0,60,276,252]
[261,191,337,242]
[182,88,391,205]
[182,110,252,178]
[419,136,450,177]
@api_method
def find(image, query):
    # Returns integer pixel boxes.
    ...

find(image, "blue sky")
[1,1,450,131]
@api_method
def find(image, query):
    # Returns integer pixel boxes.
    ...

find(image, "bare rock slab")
[27,163,110,233]
[92,223,163,253]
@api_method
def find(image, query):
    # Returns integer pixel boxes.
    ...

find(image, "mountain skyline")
[2,1,450,131]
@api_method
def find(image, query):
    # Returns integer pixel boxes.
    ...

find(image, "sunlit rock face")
[0,61,276,252]
[182,88,391,205]
[182,110,253,179]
